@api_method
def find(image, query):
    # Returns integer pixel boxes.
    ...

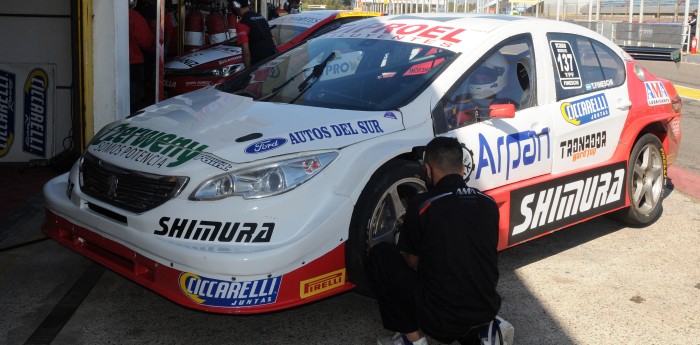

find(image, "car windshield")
[218,37,457,111]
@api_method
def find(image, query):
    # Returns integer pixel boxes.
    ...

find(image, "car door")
[545,33,630,174]
[505,32,630,245]
[432,34,553,192]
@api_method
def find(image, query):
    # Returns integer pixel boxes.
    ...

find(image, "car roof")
[268,10,382,27]
[336,14,604,53]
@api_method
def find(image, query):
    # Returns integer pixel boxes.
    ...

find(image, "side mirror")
[489,103,515,118]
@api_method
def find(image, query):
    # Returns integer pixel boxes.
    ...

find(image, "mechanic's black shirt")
[398,174,501,337]
[240,11,278,66]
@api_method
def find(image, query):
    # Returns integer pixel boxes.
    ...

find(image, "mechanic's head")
[129,0,137,9]
[288,0,301,13]
[232,0,250,14]
[422,137,464,186]
[468,52,509,100]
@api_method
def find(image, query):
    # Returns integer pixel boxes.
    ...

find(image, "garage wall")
[0,0,72,162]
[93,1,130,133]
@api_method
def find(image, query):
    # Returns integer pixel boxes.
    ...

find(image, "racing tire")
[346,160,426,296]
[619,133,666,225]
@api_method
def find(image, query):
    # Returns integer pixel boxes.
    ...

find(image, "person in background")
[284,0,301,14]
[135,0,175,105]
[232,0,278,69]
[689,9,698,47]
[371,137,501,345]
[129,0,154,113]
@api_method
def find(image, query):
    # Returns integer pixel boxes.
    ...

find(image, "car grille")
[80,153,189,214]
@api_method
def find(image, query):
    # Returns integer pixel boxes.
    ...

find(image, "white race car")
[43,14,682,314]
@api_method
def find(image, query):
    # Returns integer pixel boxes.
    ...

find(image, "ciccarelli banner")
[0,64,54,162]
[23,68,49,157]
[0,69,16,158]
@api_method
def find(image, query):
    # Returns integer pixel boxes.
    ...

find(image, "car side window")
[547,33,626,101]
[433,34,535,134]
[271,24,306,47]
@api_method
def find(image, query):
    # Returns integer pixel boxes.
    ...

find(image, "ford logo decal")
[244,138,287,154]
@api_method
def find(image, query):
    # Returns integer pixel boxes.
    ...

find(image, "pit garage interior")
[0,0,266,166]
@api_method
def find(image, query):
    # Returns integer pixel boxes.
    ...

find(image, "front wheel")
[346,160,426,296]
[620,133,666,225]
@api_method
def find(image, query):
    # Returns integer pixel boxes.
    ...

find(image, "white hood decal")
[87,89,404,172]
[165,45,243,70]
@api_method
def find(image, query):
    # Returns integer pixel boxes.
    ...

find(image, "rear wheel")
[346,160,426,296]
[620,133,666,225]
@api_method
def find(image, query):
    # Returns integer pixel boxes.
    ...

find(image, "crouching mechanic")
[370,137,501,345]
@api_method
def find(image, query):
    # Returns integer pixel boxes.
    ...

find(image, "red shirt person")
[129,5,153,64]
[128,1,154,113]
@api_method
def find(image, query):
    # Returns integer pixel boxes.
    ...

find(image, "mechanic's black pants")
[368,242,481,345]
[369,242,420,334]
[129,63,145,114]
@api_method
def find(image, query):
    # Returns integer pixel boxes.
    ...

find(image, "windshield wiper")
[289,51,336,104]
[255,51,336,103]
[256,67,310,101]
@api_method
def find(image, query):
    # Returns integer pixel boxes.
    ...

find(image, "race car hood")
[165,44,243,70]
[87,88,405,173]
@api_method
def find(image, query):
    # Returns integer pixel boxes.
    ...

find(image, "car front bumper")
[42,171,355,314]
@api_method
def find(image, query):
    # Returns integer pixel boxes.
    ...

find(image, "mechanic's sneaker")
[376,332,428,345]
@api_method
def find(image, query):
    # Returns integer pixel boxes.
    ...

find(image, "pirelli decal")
[508,162,626,246]
[300,269,345,299]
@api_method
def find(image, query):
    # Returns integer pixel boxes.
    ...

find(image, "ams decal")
[644,81,671,106]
